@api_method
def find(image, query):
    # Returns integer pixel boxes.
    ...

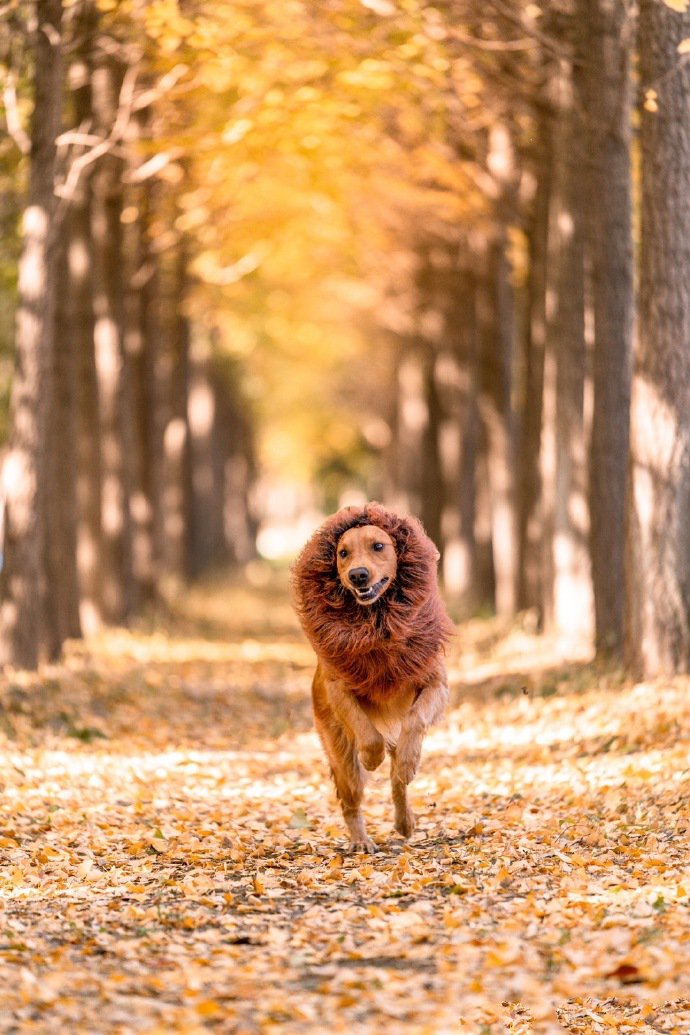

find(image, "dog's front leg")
[325,678,385,771]
[390,678,448,839]
[393,676,449,787]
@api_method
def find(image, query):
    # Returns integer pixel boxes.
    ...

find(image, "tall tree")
[626,0,690,676]
[55,0,105,635]
[577,0,634,655]
[517,107,552,618]
[122,176,157,607]
[0,0,63,668]
[393,343,427,519]
[188,334,224,576]
[477,230,517,618]
[540,53,593,641]
[150,244,192,585]
[454,274,484,612]
[90,35,132,622]
[49,213,82,652]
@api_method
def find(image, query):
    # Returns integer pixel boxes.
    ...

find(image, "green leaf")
[67,725,108,743]
[652,894,667,913]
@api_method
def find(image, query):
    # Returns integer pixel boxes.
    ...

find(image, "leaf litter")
[2,574,690,1033]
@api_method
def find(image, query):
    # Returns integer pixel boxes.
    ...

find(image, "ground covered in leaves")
[2,572,690,1034]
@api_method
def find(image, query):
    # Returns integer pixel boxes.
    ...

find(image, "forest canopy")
[1,0,690,676]
[1,0,530,486]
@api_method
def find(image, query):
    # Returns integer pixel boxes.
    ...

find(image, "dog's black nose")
[349,567,369,587]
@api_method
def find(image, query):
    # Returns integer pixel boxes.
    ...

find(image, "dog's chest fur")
[362,690,416,746]
[320,620,444,702]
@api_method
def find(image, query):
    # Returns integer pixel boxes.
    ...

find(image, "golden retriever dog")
[291,502,454,853]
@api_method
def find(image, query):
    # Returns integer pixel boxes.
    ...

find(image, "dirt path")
[1,575,690,1033]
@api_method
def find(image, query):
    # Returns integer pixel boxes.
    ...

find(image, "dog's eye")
[338,548,348,559]
[372,543,384,552]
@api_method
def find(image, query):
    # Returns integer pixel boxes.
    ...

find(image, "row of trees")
[0,1,256,668]
[1,0,689,679]
[367,0,689,678]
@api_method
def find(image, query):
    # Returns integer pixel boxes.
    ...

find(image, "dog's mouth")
[351,576,391,605]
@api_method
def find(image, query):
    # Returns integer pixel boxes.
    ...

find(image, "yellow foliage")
[110,0,528,487]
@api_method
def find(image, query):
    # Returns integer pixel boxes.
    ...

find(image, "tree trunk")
[420,345,444,553]
[90,45,132,622]
[213,364,257,566]
[0,0,63,669]
[577,0,634,655]
[188,332,222,576]
[626,0,690,676]
[444,272,482,614]
[48,225,82,651]
[455,372,480,610]
[517,109,552,619]
[73,182,104,635]
[155,248,192,584]
[68,4,104,635]
[393,344,426,517]
[123,178,157,607]
[474,420,497,610]
[477,233,517,618]
[541,58,593,642]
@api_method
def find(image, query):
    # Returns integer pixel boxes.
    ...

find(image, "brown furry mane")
[291,503,454,701]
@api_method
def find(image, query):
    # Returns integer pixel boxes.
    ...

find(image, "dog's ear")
[396,513,440,564]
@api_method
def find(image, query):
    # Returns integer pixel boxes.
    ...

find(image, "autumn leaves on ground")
[2,575,690,1035]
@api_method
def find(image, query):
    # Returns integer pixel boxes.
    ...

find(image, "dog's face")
[336,524,397,606]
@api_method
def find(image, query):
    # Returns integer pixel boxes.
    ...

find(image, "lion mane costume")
[291,502,454,702]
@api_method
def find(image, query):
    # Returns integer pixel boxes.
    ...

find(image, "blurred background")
[1,0,689,675]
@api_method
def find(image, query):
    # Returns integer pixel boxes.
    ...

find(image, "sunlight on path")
[1,574,690,1033]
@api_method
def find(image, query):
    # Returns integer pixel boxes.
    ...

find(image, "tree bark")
[155,248,192,584]
[517,109,552,619]
[48,221,82,651]
[626,0,690,676]
[67,4,104,635]
[477,233,517,617]
[188,332,223,576]
[444,271,482,613]
[73,181,105,634]
[393,344,426,517]
[213,363,257,566]
[541,57,593,641]
[123,178,157,607]
[420,344,444,553]
[577,0,634,655]
[474,420,497,610]
[90,44,132,622]
[0,0,63,669]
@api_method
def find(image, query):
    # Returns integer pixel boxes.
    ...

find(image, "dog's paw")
[348,836,378,854]
[394,731,422,785]
[394,807,416,839]
[359,737,385,771]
